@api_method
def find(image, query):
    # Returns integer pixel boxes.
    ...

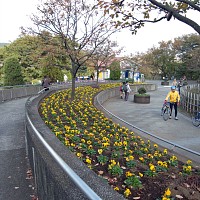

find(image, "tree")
[173,34,200,79]
[24,0,118,100]
[88,39,121,84]
[144,40,177,79]
[41,54,64,83]
[98,0,200,34]
[129,33,200,80]
[4,56,24,86]
[129,53,153,79]
[1,34,71,83]
[110,60,121,79]
[0,47,4,84]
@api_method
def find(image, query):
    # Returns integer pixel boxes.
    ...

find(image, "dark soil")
[88,151,200,200]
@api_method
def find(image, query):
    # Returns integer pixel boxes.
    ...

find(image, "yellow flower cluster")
[182,160,192,175]
[162,188,172,200]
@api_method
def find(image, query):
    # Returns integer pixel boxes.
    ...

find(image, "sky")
[0,0,199,55]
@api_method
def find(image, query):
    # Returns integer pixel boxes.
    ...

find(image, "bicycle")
[191,111,200,127]
[161,102,171,121]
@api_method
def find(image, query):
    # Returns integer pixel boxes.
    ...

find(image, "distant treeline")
[0,43,9,47]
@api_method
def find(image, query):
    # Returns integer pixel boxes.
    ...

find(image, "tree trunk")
[71,76,76,100]
[96,69,100,86]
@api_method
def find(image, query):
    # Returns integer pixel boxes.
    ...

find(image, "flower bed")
[39,83,200,200]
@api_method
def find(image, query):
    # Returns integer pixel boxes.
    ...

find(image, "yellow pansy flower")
[124,188,131,197]
[98,149,103,154]
[114,187,119,191]
[164,188,171,196]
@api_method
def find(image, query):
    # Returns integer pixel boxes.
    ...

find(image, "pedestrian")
[182,75,188,86]
[119,82,124,99]
[164,86,180,120]
[123,81,131,101]
[42,76,50,91]
[177,79,183,95]
[90,73,94,80]
[182,75,187,82]
[172,78,177,88]
[64,74,68,83]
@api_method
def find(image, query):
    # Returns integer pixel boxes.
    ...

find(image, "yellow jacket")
[165,91,180,103]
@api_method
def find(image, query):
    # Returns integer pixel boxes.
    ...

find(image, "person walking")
[119,82,124,99]
[42,76,50,91]
[172,78,177,88]
[177,79,183,95]
[123,81,131,101]
[164,86,180,120]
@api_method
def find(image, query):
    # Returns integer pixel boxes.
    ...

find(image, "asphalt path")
[0,98,35,200]
[102,80,200,164]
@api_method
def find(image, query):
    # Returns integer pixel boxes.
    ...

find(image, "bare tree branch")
[98,0,200,34]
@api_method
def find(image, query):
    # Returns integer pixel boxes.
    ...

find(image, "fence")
[180,83,200,114]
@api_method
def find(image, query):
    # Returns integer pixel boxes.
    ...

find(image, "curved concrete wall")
[0,86,43,102]
[96,84,157,105]
[0,82,103,102]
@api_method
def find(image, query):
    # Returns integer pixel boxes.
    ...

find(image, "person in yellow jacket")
[165,86,180,120]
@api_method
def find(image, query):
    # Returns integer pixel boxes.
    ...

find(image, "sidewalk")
[0,98,35,200]
[103,80,200,164]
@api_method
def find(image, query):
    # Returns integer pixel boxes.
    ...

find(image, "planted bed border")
[25,84,156,200]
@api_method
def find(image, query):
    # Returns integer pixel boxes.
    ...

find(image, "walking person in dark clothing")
[42,76,50,91]
[123,81,131,101]
[177,79,183,95]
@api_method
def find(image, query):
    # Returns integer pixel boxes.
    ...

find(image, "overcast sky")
[0,0,199,55]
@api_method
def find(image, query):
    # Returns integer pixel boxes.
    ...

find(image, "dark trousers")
[124,92,129,101]
[178,86,181,95]
[170,102,178,117]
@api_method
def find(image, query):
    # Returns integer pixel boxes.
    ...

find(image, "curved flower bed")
[39,83,200,200]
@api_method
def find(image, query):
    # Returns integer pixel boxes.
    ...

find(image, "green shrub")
[138,87,146,94]
[4,56,24,86]
[110,61,121,80]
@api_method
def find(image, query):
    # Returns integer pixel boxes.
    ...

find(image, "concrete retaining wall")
[0,82,103,102]
[0,86,43,102]
[96,83,157,104]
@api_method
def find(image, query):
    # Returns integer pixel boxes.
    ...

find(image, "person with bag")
[119,82,124,99]
[164,86,180,120]
[123,81,131,101]
[42,76,50,91]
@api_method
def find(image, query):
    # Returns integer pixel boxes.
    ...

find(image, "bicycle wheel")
[192,116,200,127]
[163,108,169,121]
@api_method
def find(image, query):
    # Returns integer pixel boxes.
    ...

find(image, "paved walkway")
[0,98,35,200]
[103,80,200,164]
